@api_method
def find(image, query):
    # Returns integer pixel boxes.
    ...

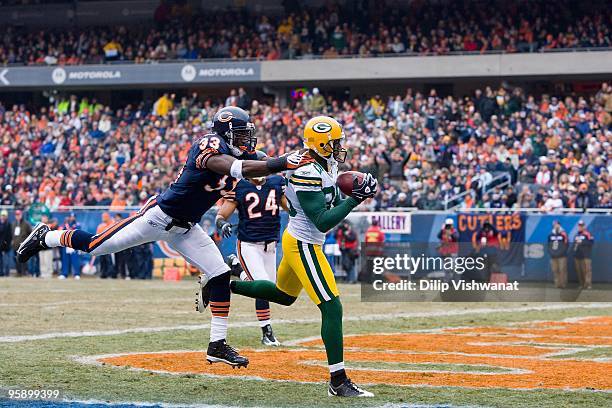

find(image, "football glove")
[266,149,315,172]
[284,149,315,169]
[215,218,233,238]
[352,173,378,202]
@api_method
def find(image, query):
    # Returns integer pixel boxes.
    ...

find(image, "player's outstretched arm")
[206,150,313,178]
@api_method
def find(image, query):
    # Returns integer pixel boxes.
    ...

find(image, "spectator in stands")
[237,88,251,110]
[59,213,81,280]
[547,220,568,289]
[542,191,564,213]
[382,149,410,181]
[0,209,11,277]
[306,88,326,112]
[103,38,123,61]
[11,210,31,277]
[575,184,595,211]
[154,93,174,117]
[572,220,594,289]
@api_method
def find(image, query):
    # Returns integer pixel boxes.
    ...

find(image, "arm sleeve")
[224,190,237,203]
[296,190,360,233]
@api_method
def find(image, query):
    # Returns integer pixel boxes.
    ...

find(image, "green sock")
[318,297,343,365]
[231,280,296,306]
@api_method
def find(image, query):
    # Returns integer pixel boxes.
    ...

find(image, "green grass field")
[1,277,611,408]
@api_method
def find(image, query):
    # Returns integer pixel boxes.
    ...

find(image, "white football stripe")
[300,241,331,301]
[0,303,610,343]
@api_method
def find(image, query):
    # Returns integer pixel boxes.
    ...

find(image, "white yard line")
[1,303,610,343]
[8,397,473,408]
[0,298,189,307]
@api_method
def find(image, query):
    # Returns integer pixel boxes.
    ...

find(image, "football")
[336,171,365,197]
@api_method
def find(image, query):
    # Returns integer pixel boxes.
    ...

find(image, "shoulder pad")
[291,163,322,179]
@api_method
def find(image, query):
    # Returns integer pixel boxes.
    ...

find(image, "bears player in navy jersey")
[214,174,288,346]
[16,106,314,368]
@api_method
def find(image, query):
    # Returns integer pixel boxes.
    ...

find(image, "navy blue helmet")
[212,106,257,153]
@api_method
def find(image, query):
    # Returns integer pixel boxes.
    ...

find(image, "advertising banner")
[456,213,525,265]
[367,212,411,234]
[0,61,261,88]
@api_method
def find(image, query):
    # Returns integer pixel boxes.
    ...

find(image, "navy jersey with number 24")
[225,175,285,243]
[158,133,256,222]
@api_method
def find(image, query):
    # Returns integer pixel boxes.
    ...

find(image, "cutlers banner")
[457,213,525,265]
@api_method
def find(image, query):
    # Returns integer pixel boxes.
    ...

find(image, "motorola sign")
[198,67,256,78]
[66,70,121,80]
[182,63,260,82]
[181,64,197,82]
[0,61,260,88]
[51,68,67,84]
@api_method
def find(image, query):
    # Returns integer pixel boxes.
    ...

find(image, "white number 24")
[245,190,278,219]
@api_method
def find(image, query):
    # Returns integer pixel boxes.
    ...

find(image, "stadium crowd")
[0,0,610,65]
[1,83,611,213]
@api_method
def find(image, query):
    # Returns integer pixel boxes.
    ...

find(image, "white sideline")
[0,303,610,343]
[6,398,467,408]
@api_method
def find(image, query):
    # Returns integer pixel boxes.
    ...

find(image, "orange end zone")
[96,316,612,391]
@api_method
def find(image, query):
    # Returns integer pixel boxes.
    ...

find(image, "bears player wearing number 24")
[16,106,314,368]
[213,175,288,347]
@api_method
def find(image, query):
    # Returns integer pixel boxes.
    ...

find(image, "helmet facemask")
[322,136,347,163]
[227,122,257,154]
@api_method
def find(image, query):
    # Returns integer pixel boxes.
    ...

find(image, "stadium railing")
[5,47,612,67]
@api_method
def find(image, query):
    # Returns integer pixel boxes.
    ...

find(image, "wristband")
[266,156,286,173]
[230,160,244,179]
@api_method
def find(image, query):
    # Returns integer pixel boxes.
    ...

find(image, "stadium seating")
[0,0,610,65]
[1,83,610,211]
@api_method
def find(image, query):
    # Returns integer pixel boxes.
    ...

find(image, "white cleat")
[261,324,281,346]
[195,275,210,313]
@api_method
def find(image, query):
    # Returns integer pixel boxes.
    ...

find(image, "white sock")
[259,319,271,328]
[329,362,345,374]
[44,230,64,247]
[210,316,228,342]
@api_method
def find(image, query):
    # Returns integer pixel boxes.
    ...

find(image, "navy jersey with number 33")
[158,133,256,222]
[225,175,285,243]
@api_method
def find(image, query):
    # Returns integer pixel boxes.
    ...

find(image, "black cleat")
[328,378,374,397]
[226,254,243,278]
[195,275,210,313]
[206,339,249,368]
[261,324,281,346]
[16,223,50,263]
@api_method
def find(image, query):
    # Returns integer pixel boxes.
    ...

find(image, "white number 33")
[199,137,220,150]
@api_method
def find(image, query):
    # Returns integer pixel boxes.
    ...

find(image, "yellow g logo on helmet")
[303,116,347,162]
